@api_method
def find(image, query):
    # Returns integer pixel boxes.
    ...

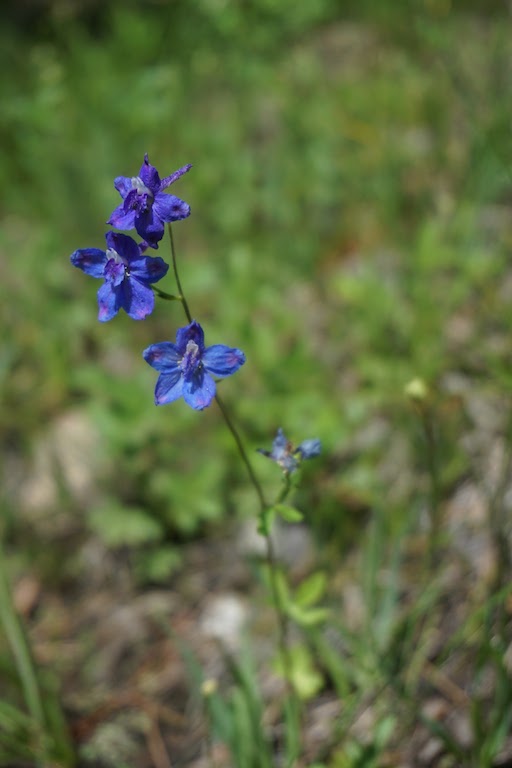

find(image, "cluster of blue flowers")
[71,154,245,411]
[258,428,321,473]
[71,154,320,470]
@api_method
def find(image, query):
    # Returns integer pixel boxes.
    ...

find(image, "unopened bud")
[404,377,429,403]
[201,678,218,698]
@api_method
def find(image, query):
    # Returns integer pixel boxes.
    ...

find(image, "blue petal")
[143,342,180,373]
[106,232,141,262]
[160,164,192,189]
[153,194,190,223]
[135,208,165,248]
[297,438,322,460]
[108,203,136,230]
[154,370,183,405]
[97,282,120,322]
[113,175,133,198]
[120,277,155,320]
[139,154,161,194]
[104,259,126,287]
[279,454,300,473]
[183,371,216,410]
[271,428,289,459]
[70,248,106,278]
[202,345,246,379]
[175,321,205,354]
[129,255,169,284]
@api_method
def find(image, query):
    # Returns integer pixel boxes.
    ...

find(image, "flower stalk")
[164,224,301,758]
[70,155,323,767]
[0,537,47,763]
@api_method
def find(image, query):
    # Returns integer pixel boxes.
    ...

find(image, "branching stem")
[164,224,300,763]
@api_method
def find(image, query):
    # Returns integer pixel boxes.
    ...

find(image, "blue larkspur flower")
[70,232,168,322]
[108,154,191,248]
[258,428,321,474]
[143,320,246,410]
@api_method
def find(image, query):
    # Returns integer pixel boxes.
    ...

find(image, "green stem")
[0,539,46,752]
[214,392,267,512]
[168,223,193,323]
[421,408,441,569]
[166,223,267,513]
[163,225,299,757]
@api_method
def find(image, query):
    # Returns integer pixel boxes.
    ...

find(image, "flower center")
[131,176,154,200]
[181,340,202,378]
[106,247,125,265]
[107,247,129,272]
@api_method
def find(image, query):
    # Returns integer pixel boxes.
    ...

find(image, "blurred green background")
[1,0,512,571]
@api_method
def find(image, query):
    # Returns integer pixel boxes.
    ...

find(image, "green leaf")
[272,504,304,523]
[273,644,323,701]
[88,503,164,547]
[294,571,327,608]
[287,604,329,627]
[134,546,182,583]
[259,564,291,609]
[257,507,275,536]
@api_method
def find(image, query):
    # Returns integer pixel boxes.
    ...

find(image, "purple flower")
[258,428,321,474]
[108,154,191,248]
[70,232,169,322]
[143,320,246,410]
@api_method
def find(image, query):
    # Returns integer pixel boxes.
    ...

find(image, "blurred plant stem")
[166,224,301,765]
[421,406,441,570]
[0,529,75,767]
[485,405,512,639]
[0,535,46,763]
[406,381,441,570]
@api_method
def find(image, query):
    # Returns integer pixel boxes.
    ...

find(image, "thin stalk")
[168,223,192,323]
[164,224,300,762]
[214,393,267,512]
[0,540,47,759]
[420,407,441,570]
[166,224,266,512]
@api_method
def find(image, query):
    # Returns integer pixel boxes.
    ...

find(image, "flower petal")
[129,255,169,284]
[107,203,136,230]
[159,164,192,189]
[271,428,289,458]
[104,259,126,287]
[120,277,155,320]
[153,193,190,223]
[70,248,106,278]
[202,345,246,379]
[139,154,161,194]
[134,208,165,248]
[175,320,205,354]
[143,342,181,372]
[97,282,120,322]
[154,370,183,405]
[297,438,322,459]
[183,371,216,410]
[105,232,141,262]
[113,175,133,199]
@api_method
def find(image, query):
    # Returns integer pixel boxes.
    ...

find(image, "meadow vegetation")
[1,1,512,766]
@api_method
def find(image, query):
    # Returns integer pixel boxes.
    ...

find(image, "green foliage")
[329,716,396,768]
[202,652,275,768]
[2,0,512,765]
[273,644,324,702]
[3,0,512,551]
[88,503,164,548]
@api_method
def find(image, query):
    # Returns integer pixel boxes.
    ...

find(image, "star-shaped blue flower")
[70,232,169,322]
[258,428,321,474]
[143,320,246,410]
[108,154,191,248]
